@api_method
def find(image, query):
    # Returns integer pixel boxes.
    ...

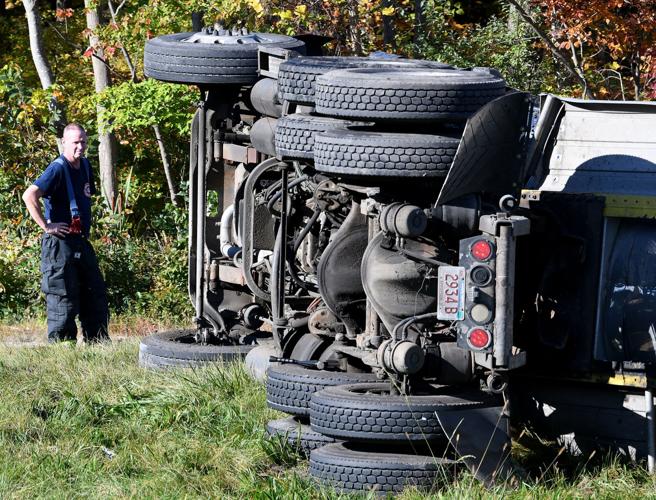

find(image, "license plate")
[437,266,465,321]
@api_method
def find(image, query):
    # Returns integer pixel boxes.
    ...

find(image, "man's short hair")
[63,123,86,135]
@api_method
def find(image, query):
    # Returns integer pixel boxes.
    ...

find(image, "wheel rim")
[182,32,286,45]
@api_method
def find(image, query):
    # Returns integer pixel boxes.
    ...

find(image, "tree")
[22,0,67,147]
[509,0,656,99]
[84,0,119,209]
[99,0,180,206]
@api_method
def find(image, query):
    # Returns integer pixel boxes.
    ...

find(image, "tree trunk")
[382,0,395,51]
[85,0,118,210]
[413,0,424,55]
[347,0,362,55]
[23,0,67,149]
[153,124,178,206]
[508,0,528,31]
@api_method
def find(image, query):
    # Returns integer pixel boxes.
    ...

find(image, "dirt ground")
[0,317,190,346]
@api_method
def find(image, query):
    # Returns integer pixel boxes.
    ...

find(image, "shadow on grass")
[509,426,656,497]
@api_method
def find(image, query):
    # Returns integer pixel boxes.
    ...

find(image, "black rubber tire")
[266,416,338,455]
[314,67,505,121]
[309,442,455,494]
[289,333,330,361]
[138,330,254,369]
[274,113,369,160]
[313,129,461,178]
[265,364,377,417]
[144,32,305,85]
[278,56,453,104]
[309,382,489,443]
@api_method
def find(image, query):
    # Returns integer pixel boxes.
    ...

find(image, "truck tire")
[266,416,338,455]
[265,364,377,417]
[309,442,455,494]
[314,67,505,121]
[313,129,460,177]
[277,56,453,104]
[274,114,369,160]
[309,382,489,442]
[138,330,254,369]
[289,333,330,361]
[144,32,305,85]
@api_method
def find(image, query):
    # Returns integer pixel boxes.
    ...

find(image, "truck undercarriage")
[138,27,656,493]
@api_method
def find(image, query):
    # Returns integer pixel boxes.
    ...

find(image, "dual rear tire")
[265,363,377,417]
[264,365,485,494]
[274,59,505,178]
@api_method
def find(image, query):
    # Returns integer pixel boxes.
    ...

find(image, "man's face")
[62,128,87,162]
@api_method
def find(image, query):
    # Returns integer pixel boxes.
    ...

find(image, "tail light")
[467,328,492,350]
[470,303,493,324]
[454,235,496,353]
[470,265,493,286]
[470,239,494,261]
[455,213,530,368]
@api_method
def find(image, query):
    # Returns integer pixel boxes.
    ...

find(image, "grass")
[0,340,322,499]
[0,339,654,499]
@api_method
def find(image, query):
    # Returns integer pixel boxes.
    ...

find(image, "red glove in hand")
[69,216,82,234]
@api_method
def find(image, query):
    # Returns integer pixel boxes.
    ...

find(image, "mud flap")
[437,401,518,486]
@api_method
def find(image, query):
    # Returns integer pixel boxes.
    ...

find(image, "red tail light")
[467,328,491,350]
[470,239,493,261]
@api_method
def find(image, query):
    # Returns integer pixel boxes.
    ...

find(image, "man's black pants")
[40,234,109,342]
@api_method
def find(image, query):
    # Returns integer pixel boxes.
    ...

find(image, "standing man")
[22,123,110,343]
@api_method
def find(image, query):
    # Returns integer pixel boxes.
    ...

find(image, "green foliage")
[264,0,416,54]
[0,64,59,174]
[0,229,42,320]
[97,79,196,137]
[0,101,48,320]
[93,204,191,320]
[417,7,553,94]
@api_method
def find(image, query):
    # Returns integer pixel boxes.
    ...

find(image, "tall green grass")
[0,341,322,498]
[0,340,654,499]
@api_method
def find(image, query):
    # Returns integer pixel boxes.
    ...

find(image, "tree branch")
[566,34,590,97]
[44,18,84,51]
[113,0,127,17]
[505,0,593,98]
[44,18,122,79]
[596,68,625,100]
[107,0,136,82]
[153,123,178,206]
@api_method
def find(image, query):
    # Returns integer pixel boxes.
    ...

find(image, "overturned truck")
[139,26,656,494]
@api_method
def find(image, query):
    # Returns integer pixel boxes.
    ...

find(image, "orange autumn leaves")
[531,0,656,98]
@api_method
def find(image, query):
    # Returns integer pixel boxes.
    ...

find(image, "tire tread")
[265,364,377,417]
[313,129,460,177]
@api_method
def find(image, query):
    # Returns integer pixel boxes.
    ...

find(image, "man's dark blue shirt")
[34,155,96,237]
